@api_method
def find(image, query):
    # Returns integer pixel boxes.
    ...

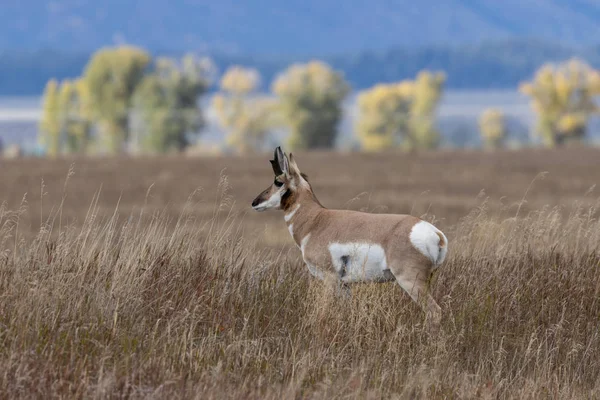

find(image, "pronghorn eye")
[274,180,284,187]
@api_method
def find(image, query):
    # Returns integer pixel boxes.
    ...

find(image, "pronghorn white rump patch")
[252,189,282,211]
[284,204,300,222]
[409,221,448,266]
[328,242,391,283]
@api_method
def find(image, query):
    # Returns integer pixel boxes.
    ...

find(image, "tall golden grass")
[1,150,600,398]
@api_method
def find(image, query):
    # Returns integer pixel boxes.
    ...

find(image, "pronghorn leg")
[336,280,351,298]
[322,273,350,299]
[392,266,441,328]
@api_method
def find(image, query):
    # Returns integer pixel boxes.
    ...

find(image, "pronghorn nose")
[251,198,260,207]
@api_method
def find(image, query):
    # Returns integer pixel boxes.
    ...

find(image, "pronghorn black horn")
[276,146,288,175]
[270,160,282,176]
[271,146,288,176]
[270,147,283,176]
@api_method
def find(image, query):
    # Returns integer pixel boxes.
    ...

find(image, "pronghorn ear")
[288,153,301,175]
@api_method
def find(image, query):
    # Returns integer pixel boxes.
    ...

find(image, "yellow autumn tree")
[39,79,61,157]
[134,55,213,154]
[39,79,93,156]
[520,59,600,147]
[356,71,445,151]
[213,66,276,152]
[68,79,93,154]
[57,80,75,153]
[356,82,412,151]
[479,108,507,149]
[272,61,350,150]
[83,46,150,153]
[408,71,446,150]
[57,79,93,154]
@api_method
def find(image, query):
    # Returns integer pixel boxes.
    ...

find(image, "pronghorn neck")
[283,187,324,245]
[280,176,323,212]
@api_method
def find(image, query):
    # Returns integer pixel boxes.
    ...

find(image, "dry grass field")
[1,147,600,398]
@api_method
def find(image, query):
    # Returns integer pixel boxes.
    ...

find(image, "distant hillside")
[2,1,600,54]
[2,40,600,95]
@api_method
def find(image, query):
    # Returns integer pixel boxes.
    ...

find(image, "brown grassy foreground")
[1,148,600,398]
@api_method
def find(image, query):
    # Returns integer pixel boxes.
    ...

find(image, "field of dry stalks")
[1,147,600,399]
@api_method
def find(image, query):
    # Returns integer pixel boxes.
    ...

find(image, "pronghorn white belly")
[328,242,393,283]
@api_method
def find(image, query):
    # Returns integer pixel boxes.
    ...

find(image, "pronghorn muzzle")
[251,192,266,208]
[251,187,275,211]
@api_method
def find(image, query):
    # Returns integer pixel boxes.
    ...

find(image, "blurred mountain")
[3,41,600,95]
[2,1,600,54]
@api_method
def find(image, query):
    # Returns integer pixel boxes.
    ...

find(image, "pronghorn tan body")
[252,147,448,325]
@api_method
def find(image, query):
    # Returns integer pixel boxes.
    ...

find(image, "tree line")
[37,46,600,156]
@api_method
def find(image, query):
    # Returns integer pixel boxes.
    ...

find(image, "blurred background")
[1,1,600,157]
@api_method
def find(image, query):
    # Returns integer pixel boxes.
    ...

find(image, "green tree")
[272,61,350,150]
[134,54,213,154]
[355,71,445,151]
[39,79,61,157]
[83,46,150,153]
[520,59,600,147]
[213,66,276,152]
[479,108,507,149]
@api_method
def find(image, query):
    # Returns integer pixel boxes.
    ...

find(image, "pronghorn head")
[251,146,310,212]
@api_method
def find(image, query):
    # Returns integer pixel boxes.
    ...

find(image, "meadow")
[1,147,599,398]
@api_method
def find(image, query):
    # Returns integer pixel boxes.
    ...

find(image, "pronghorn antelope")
[251,147,448,325]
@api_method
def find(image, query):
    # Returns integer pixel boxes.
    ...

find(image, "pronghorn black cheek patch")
[280,189,293,210]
